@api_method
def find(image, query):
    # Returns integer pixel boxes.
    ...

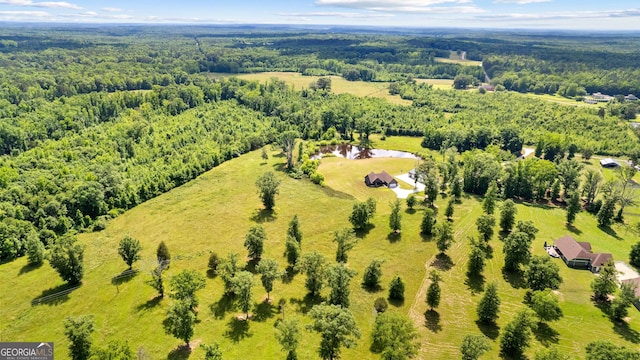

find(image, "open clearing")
[1,138,639,359]
[434,51,482,67]
[414,78,454,90]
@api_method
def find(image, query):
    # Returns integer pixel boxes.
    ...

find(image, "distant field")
[434,51,482,67]
[212,72,412,106]
[414,78,454,90]
[3,138,639,360]
[521,93,603,107]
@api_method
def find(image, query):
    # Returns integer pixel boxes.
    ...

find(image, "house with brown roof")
[364,171,398,188]
[553,235,613,273]
[621,277,640,310]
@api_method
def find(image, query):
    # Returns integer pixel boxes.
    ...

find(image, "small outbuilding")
[365,171,398,188]
[600,158,621,168]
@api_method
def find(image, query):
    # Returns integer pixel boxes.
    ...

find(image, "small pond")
[312,143,420,160]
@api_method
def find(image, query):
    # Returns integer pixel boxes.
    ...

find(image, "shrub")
[310,172,325,185]
[374,297,388,313]
[207,252,220,273]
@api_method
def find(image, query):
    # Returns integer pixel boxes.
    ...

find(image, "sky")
[0,0,639,30]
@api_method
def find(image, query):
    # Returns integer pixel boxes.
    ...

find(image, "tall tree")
[164,300,195,346]
[256,258,282,301]
[349,199,376,230]
[557,160,584,199]
[426,270,442,310]
[566,191,581,225]
[477,282,500,324]
[482,181,498,215]
[307,304,361,360]
[370,312,419,360]
[25,236,45,265]
[64,315,95,360]
[156,241,171,268]
[49,234,84,285]
[326,263,357,308]
[591,260,617,301]
[467,236,486,276]
[244,225,266,261]
[275,318,302,360]
[597,196,616,227]
[476,214,495,242]
[362,259,383,290]
[219,253,240,295]
[169,270,206,312]
[296,251,327,297]
[388,275,405,301]
[389,199,402,233]
[285,236,301,268]
[460,334,491,360]
[420,208,436,237]
[614,166,639,221]
[444,198,455,221]
[528,290,563,322]
[333,228,356,263]
[280,130,299,169]
[118,235,142,270]
[147,266,165,298]
[499,200,517,233]
[287,214,303,245]
[581,169,602,208]
[256,171,281,211]
[630,241,640,268]
[610,282,638,321]
[525,255,563,291]
[500,310,536,358]
[234,271,255,320]
[503,231,532,272]
[436,222,454,254]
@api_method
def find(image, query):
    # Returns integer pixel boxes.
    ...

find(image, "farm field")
[434,51,483,67]
[414,78,455,90]
[1,141,639,360]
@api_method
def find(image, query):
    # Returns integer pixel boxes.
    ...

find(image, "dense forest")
[0,26,639,262]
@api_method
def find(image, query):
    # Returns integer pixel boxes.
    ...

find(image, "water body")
[312,143,420,160]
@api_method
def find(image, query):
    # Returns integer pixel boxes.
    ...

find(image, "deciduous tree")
[525,255,563,291]
[244,225,266,261]
[169,270,206,312]
[389,199,402,233]
[426,270,442,310]
[275,318,302,360]
[296,251,327,297]
[164,300,195,346]
[499,309,535,358]
[503,231,532,272]
[388,275,405,301]
[256,258,282,301]
[420,208,436,236]
[500,200,517,233]
[308,304,361,360]
[49,234,84,285]
[371,312,419,360]
[287,214,303,245]
[64,315,95,360]
[436,222,454,254]
[118,235,142,270]
[482,181,498,215]
[591,260,617,301]
[326,263,356,308]
[528,290,563,322]
[234,271,255,320]
[477,282,500,324]
[256,171,281,211]
[460,334,491,360]
[362,259,383,290]
[333,227,355,263]
[156,241,171,267]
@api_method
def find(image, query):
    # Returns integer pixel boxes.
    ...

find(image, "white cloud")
[493,0,551,4]
[316,0,472,7]
[101,7,123,12]
[0,9,49,16]
[476,8,640,21]
[279,11,394,18]
[0,0,81,9]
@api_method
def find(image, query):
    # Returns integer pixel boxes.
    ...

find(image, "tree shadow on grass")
[465,272,485,294]
[319,186,357,201]
[475,320,500,340]
[387,232,401,243]
[424,309,442,333]
[598,225,622,240]
[18,262,42,275]
[354,224,375,239]
[135,296,163,313]
[430,253,454,271]
[290,293,323,314]
[31,282,79,306]
[420,233,433,242]
[565,223,582,235]
[533,322,559,346]
[245,259,259,273]
[282,266,296,284]
[613,320,640,343]
[111,269,139,286]
[388,297,404,308]
[361,283,382,293]
[253,301,277,322]
[224,317,252,343]
[502,268,526,289]
[405,208,417,215]
[167,344,191,360]
[484,244,494,259]
[251,209,277,223]
[210,294,236,319]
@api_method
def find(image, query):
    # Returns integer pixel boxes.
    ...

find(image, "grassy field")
[434,51,482,67]
[1,140,639,360]
[521,93,603,108]
[414,78,454,90]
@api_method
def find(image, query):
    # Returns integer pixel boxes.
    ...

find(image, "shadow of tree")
[502,268,526,289]
[565,223,582,235]
[206,269,217,279]
[405,208,416,215]
[290,293,323,314]
[475,320,500,340]
[282,266,296,284]
[354,224,375,239]
[167,344,191,360]
[465,273,485,294]
[245,259,259,274]
[388,297,404,307]
[111,269,139,286]
[224,317,252,343]
[253,301,276,322]
[533,322,559,346]
[319,185,357,201]
[18,262,42,275]
[251,209,277,223]
[361,283,382,293]
[387,232,401,243]
[431,253,454,271]
[613,320,640,343]
[484,244,494,259]
[424,309,442,332]
[598,225,621,240]
[210,294,236,319]
[135,296,163,313]
[31,282,79,306]
[420,233,434,242]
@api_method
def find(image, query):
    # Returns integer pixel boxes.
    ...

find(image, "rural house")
[553,235,613,273]
[364,171,398,188]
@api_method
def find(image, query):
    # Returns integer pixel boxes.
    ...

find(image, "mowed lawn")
[1,143,640,360]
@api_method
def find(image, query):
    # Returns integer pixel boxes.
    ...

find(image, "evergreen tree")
[477,282,500,324]
[420,208,436,236]
[426,270,442,310]
[388,275,405,301]
[467,237,486,275]
[482,181,498,214]
[362,259,383,290]
[156,241,171,267]
[285,236,301,267]
[406,194,417,210]
[287,214,303,245]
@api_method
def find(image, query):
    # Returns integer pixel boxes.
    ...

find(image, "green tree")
[275,318,302,360]
[582,169,602,208]
[26,236,44,265]
[307,304,361,360]
[287,214,303,245]
[200,343,223,360]
[333,227,356,263]
[326,262,357,308]
[586,340,640,360]
[147,266,165,298]
[362,259,383,290]
[451,175,463,200]
[420,208,436,236]
[89,340,134,360]
[426,270,442,310]
[349,199,376,230]
[591,260,618,301]
[261,147,269,162]
[64,315,95,360]
[528,290,563,322]
[499,309,535,358]
[557,159,583,199]
[597,196,616,227]
[516,220,539,241]
[467,236,486,276]
[234,271,255,320]
[525,255,563,291]
[610,282,638,321]
[482,181,498,215]
[244,225,266,261]
[164,300,195,346]
[285,236,301,267]
[169,270,206,312]
[207,252,220,274]
[475,214,495,243]
[388,275,405,301]
[453,74,475,89]
[630,241,640,268]
[49,234,84,285]
[371,312,419,360]
[280,130,299,169]
[256,171,281,211]
[296,251,327,297]
[444,198,454,221]
[436,222,454,254]
[477,282,500,324]
[499,200,517,233]
[256,258,282,301]
[156,241,171,267]
[535,347,569,360]
[118,235,142,270]
[406,194,417,210]
[566,191,581,225]
[503,232,532,272]
[389,199,402,233]
[219,253,240,295]
[614,166,639,221]
[460,334,491,360]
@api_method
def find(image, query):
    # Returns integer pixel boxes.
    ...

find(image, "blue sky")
[0,0,638,30]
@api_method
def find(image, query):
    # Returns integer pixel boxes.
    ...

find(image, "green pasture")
[434,51,482,67]
[1,141,639,360]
